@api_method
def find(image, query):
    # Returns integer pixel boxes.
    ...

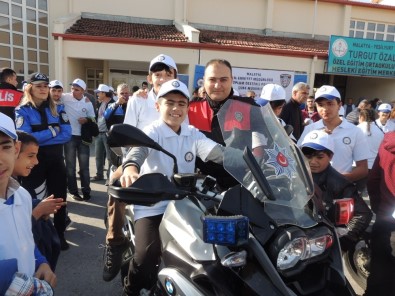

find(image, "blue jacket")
[15,102,72,146]
[103,102,127,129]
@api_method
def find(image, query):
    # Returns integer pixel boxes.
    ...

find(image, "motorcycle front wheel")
[343,240,370,290]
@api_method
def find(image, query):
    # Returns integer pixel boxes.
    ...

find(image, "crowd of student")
[1,54,395,296]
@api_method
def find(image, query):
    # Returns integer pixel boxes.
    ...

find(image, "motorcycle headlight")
[270,226,333,273]
[277,237,308,270]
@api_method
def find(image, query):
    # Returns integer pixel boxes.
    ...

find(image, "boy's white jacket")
[0,179,35,275]
[126,119,219,221]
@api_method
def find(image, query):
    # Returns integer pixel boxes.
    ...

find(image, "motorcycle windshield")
[217,99,317,228]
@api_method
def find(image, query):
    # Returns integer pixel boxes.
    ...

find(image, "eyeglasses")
[119,92,129,95]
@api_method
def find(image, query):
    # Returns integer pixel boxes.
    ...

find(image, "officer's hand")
[120,166,139,187]
[78,117,88,124]
[135,89,148,99]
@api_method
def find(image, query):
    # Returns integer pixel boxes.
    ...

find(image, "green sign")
[327,35,395,78]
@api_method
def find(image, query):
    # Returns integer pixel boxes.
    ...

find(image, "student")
[0,112,56,294]
[297,85,369,183]
[13,131,65,271]
[61,78,95,201]
[103,54,178,282]
[120,80,227,295]
[256,83,296,141]
[301,129,372,250]
[15,73,72,250]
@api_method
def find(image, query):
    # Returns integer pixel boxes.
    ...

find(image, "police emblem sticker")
[343,137,351,145]
[172,81,180,88]
[235,112,243,122]
[184,152,194,163]
[15,117,24,128]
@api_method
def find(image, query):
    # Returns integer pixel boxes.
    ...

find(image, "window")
[0,0,48,84]
[350,19,395,41]
[86,68,104,94]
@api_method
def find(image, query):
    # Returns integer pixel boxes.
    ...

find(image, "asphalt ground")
[53,151,123,295]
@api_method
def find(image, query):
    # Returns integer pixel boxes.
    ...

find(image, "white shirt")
[61,93,96,136]
[357,122,384,169]
[297,118,370,174]
[0,179,35,275]
[375,118,395,133]
[132,120,218,221]
[123,89,160,130]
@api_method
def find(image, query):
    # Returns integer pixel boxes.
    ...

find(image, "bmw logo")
[165,277,176,295]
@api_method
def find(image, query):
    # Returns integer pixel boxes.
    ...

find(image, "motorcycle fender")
[160,199,216,261]
[158,268,205,296]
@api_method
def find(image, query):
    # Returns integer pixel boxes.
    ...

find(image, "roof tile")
[66,18,189,42]
[65,18,328,55]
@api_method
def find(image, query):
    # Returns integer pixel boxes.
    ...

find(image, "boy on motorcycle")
[119,80,228,295]
[301,129,372,251]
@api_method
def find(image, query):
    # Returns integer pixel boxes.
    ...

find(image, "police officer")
[15,73,72,250]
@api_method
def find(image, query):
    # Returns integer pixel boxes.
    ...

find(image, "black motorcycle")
[107,99,356,296]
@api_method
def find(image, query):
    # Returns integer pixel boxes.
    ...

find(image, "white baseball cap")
[260,84,286,101]
[0,112,17,140]
[149,54,178,72]
[157,79,189,100]
[314,85,341,101]
[378,103,392,113]
[49,80,64,89]
[94,84,110,93]
[109,86,114,92]
[301,130,334,154]
[71,78,86,91]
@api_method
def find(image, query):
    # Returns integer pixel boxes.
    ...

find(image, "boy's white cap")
[71,78,86,91]
[149,54,178,72]
[0,112,17,140]
[301,130,334,154]
[157,79,189,100]
[315,85,341,101]
[260,84,286,101]
[109,86,114,92]
[94,84,110,93]
[48,80,64,89]
[378,103,392,113]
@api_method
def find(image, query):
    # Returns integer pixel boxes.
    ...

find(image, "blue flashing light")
[202,215,249,246]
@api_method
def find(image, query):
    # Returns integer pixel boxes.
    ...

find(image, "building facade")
[1,0,395,101]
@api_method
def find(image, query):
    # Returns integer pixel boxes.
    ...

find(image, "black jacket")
[313,165,372,240]
[279,98,304,140]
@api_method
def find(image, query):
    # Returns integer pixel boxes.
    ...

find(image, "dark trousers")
[64,136,91,195]
[124,215,162,295]
[22,145,68,237]
[365,219,395,296]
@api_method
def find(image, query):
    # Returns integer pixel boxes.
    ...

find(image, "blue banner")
[327,35,395,78]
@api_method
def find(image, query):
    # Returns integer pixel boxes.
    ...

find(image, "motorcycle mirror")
[284,124,294,136]
[107,124,179,173]
[107,124,161,150]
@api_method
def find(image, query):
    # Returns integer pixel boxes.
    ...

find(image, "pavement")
[53,152,123,295]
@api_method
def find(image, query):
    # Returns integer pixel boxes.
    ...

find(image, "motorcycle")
[107,99,356,296]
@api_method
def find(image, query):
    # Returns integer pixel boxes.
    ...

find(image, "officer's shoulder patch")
[15,117,24,128]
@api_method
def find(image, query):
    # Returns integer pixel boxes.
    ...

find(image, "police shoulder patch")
[15,117,24,128]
